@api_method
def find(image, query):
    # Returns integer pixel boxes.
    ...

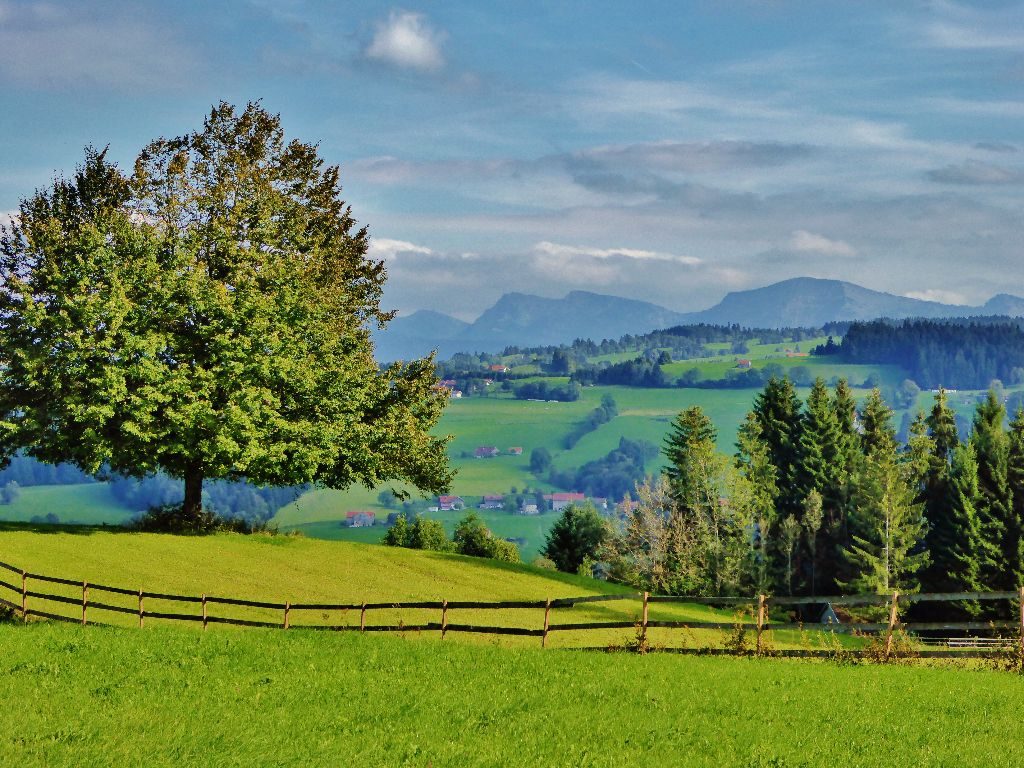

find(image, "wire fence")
[2,558,1022,659]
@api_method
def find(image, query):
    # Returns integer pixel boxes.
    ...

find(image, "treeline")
[110,474,307,523]
[0,454,94,486]
[838,319,1024,389]
[599,375,1024,614]
[512,380,581,402]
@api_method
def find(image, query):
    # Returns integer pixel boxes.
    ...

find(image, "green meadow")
[4,620,1024,767]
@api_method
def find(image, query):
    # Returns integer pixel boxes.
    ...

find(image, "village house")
[478,494,504,510]
[488,364,509,373]
[345,510,376,528]
[438,495,465,511]
[507,446,523,456]
[543,492,586,511]
[518,502,539,515]
[736,359,752,369]
[474,446,501,458]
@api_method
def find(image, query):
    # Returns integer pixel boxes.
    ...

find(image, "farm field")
[4,622,1024,767]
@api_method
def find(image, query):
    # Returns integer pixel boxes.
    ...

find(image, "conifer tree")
[663,406,717,507]
[921,388,964,592]
[859,388,896,457]
[971,390,1012,589]
[842,436,929,596]
[752,377,804,517]
[924,442,987,601]
[1007,408,1024,584]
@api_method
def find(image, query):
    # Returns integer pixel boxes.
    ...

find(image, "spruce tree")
[1007,408,1024,584]
[663,406,717,507]
[842,437,929,596]
[970,390,1012,589]
[796,378,847,592]
[925,443,987,602]
[859,388,896,457]
[752,377,804,517]
[921,388,963,592]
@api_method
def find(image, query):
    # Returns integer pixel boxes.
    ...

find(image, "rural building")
[518,503,539,515]
[544,492,586,511]
[479,494,504,509]
[438,495,465,511]
[474,446,500,458]
[488,364,509,373]
[507,446,523,455]
[736,359,752,369]
[345,510,376,528]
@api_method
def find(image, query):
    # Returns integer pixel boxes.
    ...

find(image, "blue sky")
[1,1,1023,319]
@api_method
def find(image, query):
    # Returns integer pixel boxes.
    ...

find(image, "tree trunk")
[183,465,204,521]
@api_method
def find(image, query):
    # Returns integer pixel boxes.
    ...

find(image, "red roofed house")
[488,364,509,373]
[478,494,505,510]
[507,447,523,456]
[438,495,465,511]
[474,446,501,458]
[544,492,586,511]
[736,359,752,369]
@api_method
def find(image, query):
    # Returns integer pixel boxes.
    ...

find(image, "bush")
[384,515,452,552]
[543,502,608,573]
[453,512,521,562]
[130,504,279,535]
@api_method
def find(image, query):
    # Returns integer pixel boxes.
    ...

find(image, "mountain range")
[373,277,1024,361]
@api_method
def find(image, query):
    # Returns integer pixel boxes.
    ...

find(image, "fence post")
[441,599,448,640]
[138,589,144,629]
[20,571,27,623]
[284,601,290,630]
[640,591,649,651]
[756,594,767,656]
[885,590,899,659]
[81,581,89,626]
[202,594,208,631]
[1018,586,1024,655]
[360,602,366,632]
[541,598,551,648]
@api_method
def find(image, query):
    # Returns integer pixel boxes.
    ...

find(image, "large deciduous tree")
[0,103,452,520]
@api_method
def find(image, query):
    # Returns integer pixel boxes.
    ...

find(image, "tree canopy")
[0,102,452,518]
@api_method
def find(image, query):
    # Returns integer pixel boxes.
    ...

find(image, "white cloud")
[789,230,856,257]
[365,11,445,72]
[923,21,1024,50]
[532,241,701,264]
[903,289,967,306]
[368,237,433,260]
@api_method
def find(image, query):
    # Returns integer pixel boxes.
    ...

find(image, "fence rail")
[2,557,1023,660]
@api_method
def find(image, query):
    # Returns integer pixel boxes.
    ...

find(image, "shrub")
[130,504,279,535]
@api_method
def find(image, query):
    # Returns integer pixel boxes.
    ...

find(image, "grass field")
[3,622,1023,767]
[0,527,860,653]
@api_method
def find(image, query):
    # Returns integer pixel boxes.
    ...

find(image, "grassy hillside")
[4,623,1023,767]
[0,527,746,649]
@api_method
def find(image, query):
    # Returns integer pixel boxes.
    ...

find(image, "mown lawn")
[3,622,1023,767]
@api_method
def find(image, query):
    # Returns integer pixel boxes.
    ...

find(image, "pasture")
[4,622,1024,767]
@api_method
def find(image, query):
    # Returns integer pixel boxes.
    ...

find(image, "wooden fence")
[2,558,1022,660]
